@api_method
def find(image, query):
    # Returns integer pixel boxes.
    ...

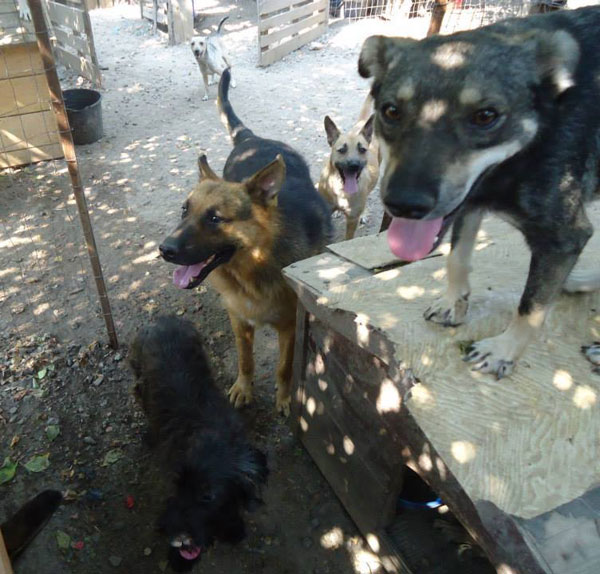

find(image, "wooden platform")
[283,207,600,574]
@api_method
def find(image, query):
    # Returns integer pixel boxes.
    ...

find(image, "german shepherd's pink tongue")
[343,170,359,195]
[387,216,443,261]
[173,262,207,289]
[180,545,202,560]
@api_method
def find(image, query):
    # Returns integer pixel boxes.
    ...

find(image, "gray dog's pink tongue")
[173,262,207,289]
[343,171,359,195]
[387,216,443,262]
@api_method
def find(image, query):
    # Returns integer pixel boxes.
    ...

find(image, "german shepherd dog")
[159,69,332,415]
[129,316,268,572]
[318,94,380,240]
[358,7,600,378]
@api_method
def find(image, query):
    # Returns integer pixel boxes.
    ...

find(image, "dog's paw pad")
[424,294,469,327]
[227,380,253,408]
[582,342,600,369]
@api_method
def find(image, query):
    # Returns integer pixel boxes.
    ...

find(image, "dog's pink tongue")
[172,262,207,289]
[343,171,359,195]
[387,216,443,261]
[179,546,201,560]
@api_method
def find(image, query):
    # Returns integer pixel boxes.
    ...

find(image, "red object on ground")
[125,495,135,509]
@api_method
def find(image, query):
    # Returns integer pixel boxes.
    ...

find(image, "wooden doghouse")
[284,209,600,574]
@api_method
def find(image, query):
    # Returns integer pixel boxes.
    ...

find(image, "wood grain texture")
[285,207,600,521]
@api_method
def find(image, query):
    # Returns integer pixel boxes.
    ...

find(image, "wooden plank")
[45,1,86,34]
[259,0,327,32]
[52,25,91,56]
[0,11,21,31]
[259,20,326,66]
[142,0,167,25]
[52,42,102,86]
[260,11,326,48]
[259,0,312,17]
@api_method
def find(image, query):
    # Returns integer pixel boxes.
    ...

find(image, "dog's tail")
[216,15,229,34]
[218,68,253,146]
[357,92,374,124]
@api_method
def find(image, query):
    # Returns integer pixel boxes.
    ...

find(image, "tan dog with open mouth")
[318,94,380,240]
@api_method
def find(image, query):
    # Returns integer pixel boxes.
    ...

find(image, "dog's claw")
[424,294,469,327]
[582,342,600,371]
[462,338,515,379]
[227,380,253,409]
[276,394,291,417]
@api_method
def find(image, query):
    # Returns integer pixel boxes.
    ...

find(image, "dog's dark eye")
[181,202,189,219]
[337,144,348,154]
[205,209,223,225]
[357,143,367,154]
[470,108,500,129]
[382,103,401,122]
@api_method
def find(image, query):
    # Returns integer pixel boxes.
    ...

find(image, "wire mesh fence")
[329,0,547,31]
[0,0,116,345]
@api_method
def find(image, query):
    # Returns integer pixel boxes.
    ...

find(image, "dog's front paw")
[424,293,469,327]
[582,342,600,374]
[227,379,253,408]
[202,93,209,101]
[275,389,291,417]
[463,337,516,379]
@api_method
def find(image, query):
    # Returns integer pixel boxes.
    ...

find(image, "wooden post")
[81,1,102,87]
[168,0,193,45]
[0,531,12,574]
[427,0,450,36]
[27,0,119,349]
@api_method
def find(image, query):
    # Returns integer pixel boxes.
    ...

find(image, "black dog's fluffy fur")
[128,316,268,572]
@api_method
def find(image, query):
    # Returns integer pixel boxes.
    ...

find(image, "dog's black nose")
[159,242,178,262]
[383,191,436,220]
[344,161,362,174]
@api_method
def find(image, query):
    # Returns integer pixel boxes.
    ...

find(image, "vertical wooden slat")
[28,0,119,349]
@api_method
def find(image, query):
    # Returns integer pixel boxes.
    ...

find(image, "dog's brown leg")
[227,311,255,408]
[345,216,359,240]
[274,320,296,417]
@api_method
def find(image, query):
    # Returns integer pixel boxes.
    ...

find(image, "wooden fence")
[139,0,193,45]
[258,0,328,66]
[45,0,102,86]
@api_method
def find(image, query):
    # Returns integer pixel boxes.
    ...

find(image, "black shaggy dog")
[128,316,268,572]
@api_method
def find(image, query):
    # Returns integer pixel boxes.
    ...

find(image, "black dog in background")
[128,316,268,572]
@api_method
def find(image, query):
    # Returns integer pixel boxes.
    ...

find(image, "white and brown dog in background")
[318,94,380,240]
[191,16,236,101]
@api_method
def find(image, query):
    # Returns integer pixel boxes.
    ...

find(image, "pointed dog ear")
[323,116,340,147]
[245,155,286,205]
[360,114,375,144]
[359,35,415,80]
[534,29,580,96]
[198,154,219,181]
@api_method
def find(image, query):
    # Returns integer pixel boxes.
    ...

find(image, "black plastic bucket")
[63,89,103,145]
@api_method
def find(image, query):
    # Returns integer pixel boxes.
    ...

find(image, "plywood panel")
[0,74,52,116]
[284,207,600,521]
[0,42,44,79]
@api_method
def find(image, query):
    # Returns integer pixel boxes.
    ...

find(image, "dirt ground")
[0,3,410,573]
